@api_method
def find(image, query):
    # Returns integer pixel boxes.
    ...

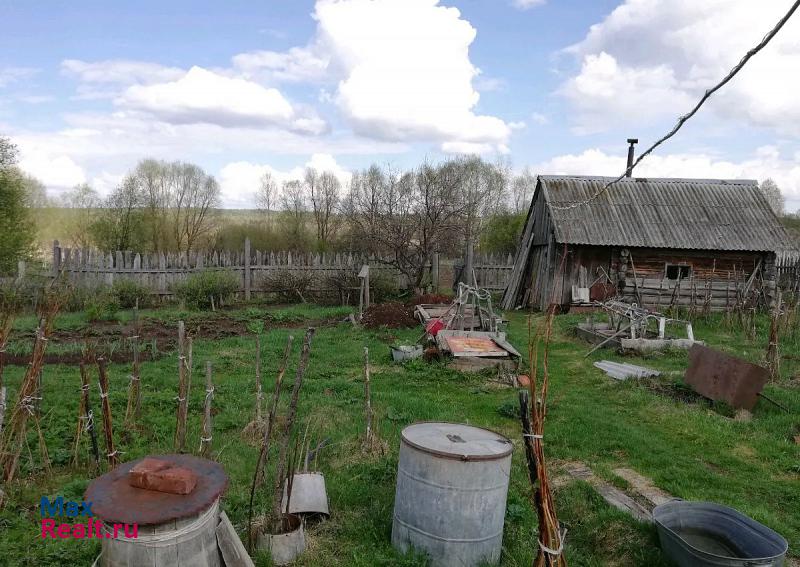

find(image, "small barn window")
[665,264,691,280]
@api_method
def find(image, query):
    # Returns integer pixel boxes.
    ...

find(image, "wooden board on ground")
[564,462,652,523]
[444,335,507,358]
[448,356,516,373]
[612,468,673,508]
[216,511,255,567]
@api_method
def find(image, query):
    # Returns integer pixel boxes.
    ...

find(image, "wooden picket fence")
[471,253,515,291]
[50,239,412,298]
[776,251,800,294]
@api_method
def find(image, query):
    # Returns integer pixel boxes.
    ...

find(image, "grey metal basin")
[653,501,788,567]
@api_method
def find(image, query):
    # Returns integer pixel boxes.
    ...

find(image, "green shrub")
[111,278,151,309]
[85,292,120,322]
[369,269,402,303]
[173,270,240,309]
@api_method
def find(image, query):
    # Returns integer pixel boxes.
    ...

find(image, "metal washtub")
[653,501,788,567]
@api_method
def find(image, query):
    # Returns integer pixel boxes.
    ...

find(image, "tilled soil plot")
[361,302,418,329]
[5,312,343,365]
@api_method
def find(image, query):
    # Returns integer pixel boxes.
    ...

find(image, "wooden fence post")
[431,253,440,293]
[52,240,61,276]
[17,261,25,281]
[464,241,474,286]
[244,238,252,301]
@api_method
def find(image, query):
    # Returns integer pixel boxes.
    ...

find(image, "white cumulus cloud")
[232,46,330,83]
[0,67,39,87]
[512,0,546,10]
[117,66,327,134]
[311,0,512,152]
[17,150,86,191]
[559,52,693,134]
[560,0,800,135]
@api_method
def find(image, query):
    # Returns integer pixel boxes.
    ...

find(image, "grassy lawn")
[0,303,798,566]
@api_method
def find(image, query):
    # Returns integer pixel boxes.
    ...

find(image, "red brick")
[129,458,171,488]
[128,461,197,495]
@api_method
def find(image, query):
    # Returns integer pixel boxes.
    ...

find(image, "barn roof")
[539,175,793,252]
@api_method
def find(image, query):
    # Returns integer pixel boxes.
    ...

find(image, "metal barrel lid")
[85,454,228,526]
[400,422,513,462]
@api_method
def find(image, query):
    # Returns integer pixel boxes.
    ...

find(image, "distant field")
[32,208,267,253]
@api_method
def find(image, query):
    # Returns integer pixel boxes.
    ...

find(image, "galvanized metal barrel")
[391,422,513,567]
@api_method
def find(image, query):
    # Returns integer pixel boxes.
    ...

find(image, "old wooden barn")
[501,175,794,312]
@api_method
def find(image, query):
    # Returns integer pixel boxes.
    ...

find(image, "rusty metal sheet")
[684,344,769,410]
[444,335,508,358]
[85,454,228,526]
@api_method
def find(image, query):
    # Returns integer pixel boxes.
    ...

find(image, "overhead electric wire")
[550,0,800,211]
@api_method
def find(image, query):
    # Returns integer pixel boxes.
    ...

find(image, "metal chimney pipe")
[626,138,639,177]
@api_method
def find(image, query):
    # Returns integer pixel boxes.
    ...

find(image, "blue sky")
[1,0,799,210]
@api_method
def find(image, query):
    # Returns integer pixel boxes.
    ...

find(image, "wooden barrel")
[86,454,228,567]
[99,499,221,566]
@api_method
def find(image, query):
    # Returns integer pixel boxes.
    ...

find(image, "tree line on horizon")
[1,134,796,279]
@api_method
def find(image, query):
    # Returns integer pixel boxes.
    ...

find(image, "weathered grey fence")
[776,252,800,294]
[51,239,414,298]
[471,253,515,291]
[39,239,800,300]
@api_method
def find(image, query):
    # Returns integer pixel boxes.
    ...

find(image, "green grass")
[0,305,797,566]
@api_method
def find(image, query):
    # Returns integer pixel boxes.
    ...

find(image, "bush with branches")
[261,269,317,303]
[111,278,151,309]
[173,270,240,309]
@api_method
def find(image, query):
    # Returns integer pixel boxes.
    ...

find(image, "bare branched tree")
[62,183,101,248]
[257,171,278,229]
[171,162,219,254]
[760,178,785,217]
[510,167,537,214]
[280,179,309,250]
[345,159,502,289]
[306,168,340,249]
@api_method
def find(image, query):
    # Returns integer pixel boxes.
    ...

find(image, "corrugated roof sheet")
[541,175,794,251]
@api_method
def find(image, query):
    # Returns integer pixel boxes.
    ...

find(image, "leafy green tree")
[0,136,35,274]
[480,212,526,255]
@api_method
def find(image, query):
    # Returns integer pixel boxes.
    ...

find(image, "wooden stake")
[200,361,214,458]
[766,289,782,381]
[96,357,118,469]
[0,386,6,441]
[125,306,141,426]
[174,321,191,452]
[72,362,89,466]
[363,347,373,442]
[255,335,263,422]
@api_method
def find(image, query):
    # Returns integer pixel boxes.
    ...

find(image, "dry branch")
[1,288,63,483]
[522,308,567,567]
[272,328,315,519]
[247,334,294,552]
[96,357,118,469]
